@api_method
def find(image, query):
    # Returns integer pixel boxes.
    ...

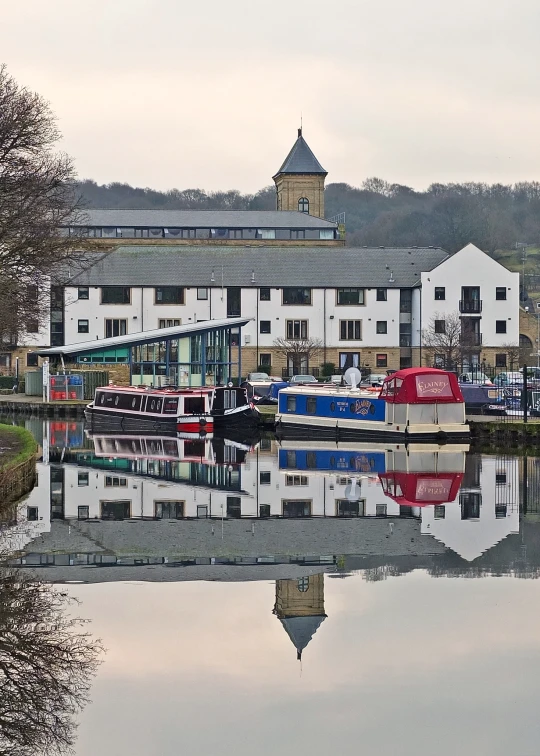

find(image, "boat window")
[163,397,179,414]
[185,396,205,414]
[286,396,297,412]
[224,390,237,410]
[306,397,317,414]
[131,396,142,411]
[115,396,119,406]
[306,452,317,468]
[98,392,105,405]
[285,451,297,468]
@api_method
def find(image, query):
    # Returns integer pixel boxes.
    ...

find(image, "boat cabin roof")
[379,368,463,404]
[97,385,215,395]
[379,472,464,506]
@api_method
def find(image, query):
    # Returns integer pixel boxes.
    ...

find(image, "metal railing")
[459,299,482,313]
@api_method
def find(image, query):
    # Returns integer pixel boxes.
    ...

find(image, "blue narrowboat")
[275,368,470,443]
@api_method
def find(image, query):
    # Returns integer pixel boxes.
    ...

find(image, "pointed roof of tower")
[273,128,327,178]
[278,615,326,661]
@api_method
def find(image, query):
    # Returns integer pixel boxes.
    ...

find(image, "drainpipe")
[323,288,327,366]
[418,287,422,367]
[141,288,144,332]
[256,288,259,368]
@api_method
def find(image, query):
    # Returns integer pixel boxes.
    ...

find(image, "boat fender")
[200,418,207,426]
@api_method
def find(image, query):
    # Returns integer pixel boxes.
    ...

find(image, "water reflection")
[4,418,540,754]
[0,568,102,756]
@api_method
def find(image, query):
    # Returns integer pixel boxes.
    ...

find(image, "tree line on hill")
[78,177,540,253]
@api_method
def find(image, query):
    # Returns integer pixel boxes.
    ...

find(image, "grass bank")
[0,424,37,472]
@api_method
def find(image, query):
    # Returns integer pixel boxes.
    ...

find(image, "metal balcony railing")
[461,332,482,346]
[459,299,482,313]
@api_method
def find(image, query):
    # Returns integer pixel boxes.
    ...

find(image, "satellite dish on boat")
[343,367,362,389]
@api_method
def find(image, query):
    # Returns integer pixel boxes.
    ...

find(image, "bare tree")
[501,342,532,369]
[0,568,102,756]
[422,312,464,368]
[0,65,89,345]
[272,337,323,372]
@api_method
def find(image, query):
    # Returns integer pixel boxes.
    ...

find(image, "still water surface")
[4,417,540,755]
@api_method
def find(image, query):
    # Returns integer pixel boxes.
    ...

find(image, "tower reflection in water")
[2,420,531,663]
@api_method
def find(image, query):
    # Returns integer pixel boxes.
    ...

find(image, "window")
[78,472,89,486]
[259,504,271,517]
[435,287,446,300]
[260,287,271,301]
[376,503,387,516]
[496,287,507,300]
[286,396,297,412]
[78,319,89,334]
[159,319,181,329]
[227,496,242,518]
[337,288,364,305]
[155,500,184,519]
[286,320,308,339]
[496,320,507,334]
[283,287,311,305]
[197,288,208,300]
[336,499,365,517]
[26,320,39,333]
[495,505,507,518]
[260,471,271,485]
[283,500,312,517]
[434,505,446,519]
[340,320,362,340]
[496,472,507,485]
[155,286,184,305]
[78,506,89,520]
[376,321,387,334]
[260,320,271,334]
[105,319,127,338]
[26,352,39,367]
[496,353,507,367]
[434,320,446,334]
[27,506,39,522]
[258,229,276,240]
[376,288,387,301]
[298,197,309,213]
[291,230,305,240]
[306,397,317,414]
[101,286,130,304]
[286,475,308,486]
[259,353,271,367]
[105,476,127,487]
[320,229,334,240]
[376,353,388,368]
[78,287,89,300]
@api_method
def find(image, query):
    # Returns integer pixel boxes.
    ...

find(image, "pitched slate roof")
[67,246,448,288]
[69,209,337,229]
[273,130,327,177]
[279,615,326,660]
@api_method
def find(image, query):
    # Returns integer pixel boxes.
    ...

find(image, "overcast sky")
[3,0,540,192]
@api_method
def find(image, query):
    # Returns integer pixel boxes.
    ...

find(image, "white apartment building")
[420,243,520,369]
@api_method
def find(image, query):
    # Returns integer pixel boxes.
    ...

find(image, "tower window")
[298,197,309,214]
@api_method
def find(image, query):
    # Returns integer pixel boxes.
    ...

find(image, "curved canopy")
[380,368,463,404]
[379,472,464,507]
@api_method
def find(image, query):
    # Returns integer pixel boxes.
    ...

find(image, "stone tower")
[273,573,327,661]
[273,129,328,218]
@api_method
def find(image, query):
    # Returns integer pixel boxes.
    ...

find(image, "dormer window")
[298,197,309,214]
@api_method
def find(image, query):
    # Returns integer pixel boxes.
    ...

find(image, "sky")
[69,574,540,756]
[3,0,540,193]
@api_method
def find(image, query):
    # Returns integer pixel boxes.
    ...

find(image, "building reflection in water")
[0,419,533,589]
[274,574,327,661]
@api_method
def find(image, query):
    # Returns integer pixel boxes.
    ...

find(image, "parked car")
[247,372,269,381]
[362,373,387,387]
[492,372,523,387]
[289,374,318,384]
[458,372,493,385]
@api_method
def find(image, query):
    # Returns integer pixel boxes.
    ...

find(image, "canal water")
[2,417,540,756]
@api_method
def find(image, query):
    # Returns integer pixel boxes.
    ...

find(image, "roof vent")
[389,271,395,283]
[251,270,255,284]
[210,269,215,283]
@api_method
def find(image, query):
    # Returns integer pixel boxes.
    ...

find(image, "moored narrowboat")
[275,367,469,443]
[84,384,257,433]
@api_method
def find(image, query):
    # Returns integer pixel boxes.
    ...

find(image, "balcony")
[459,299,482,314]
[461,332,482,347]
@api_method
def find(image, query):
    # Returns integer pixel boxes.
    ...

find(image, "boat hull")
[275,414,469,443]
[85,407,212,435]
